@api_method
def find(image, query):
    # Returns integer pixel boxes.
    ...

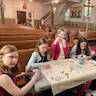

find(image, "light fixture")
[54,0,59,4]
[52,0,59,4]
[29,0,32,2]
[53,7,56,13]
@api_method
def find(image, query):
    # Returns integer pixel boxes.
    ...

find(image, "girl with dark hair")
[70,37,95,59]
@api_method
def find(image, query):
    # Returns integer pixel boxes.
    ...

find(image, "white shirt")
[58,42,65,60]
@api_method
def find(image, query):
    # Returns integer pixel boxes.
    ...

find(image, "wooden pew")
[0,39,54,50]
[0,40,37,49]
[86,32,96,40]
[0,29,49,40]
[0,30,47,35]
[0,35,46,41]
[79,30,96,40]
[0,24,43,31]
[18,48,34,72]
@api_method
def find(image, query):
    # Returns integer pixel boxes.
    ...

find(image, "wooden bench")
[0,39,54,50]
[79,31,96,40]
[43,25,96,41]
[0,40,37,49]
[0,30,47,35]
[86,32,96,40]
[0,35,47,41]
[18,48,34,72]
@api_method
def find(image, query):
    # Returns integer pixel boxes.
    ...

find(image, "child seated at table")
[51,28,69,60]
[70,37,95,59]
[26,37,51,71]
[69,37,79,58]
[0,45,40,96]
[26,37,53,96]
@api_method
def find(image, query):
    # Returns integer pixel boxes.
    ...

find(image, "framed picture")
[23,2,27,9]
[70,4,82,18]
[28,12,32,18]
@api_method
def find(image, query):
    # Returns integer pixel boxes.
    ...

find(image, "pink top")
[51,42,69,60]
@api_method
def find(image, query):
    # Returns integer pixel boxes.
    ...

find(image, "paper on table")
[41,59,96,95]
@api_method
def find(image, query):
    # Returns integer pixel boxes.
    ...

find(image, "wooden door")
[17,11,26,24]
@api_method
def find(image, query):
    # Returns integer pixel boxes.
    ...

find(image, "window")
[84,0,93,17]
[65,9,70,17]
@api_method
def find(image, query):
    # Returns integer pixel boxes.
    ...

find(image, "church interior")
[0,0,96,96]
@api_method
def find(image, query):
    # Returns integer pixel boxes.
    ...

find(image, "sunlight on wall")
[84,0,92,17]
[65,9,70,17]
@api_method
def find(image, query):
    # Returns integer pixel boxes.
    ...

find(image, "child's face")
[58,31,66,40]
[80,42,87,50]
[73,39,78,45]
[2,51,18,68]
[38,43,49,54]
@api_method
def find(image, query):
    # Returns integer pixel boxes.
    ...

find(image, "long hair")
[55,28,68,41]
[0,45,18,76]
[76,37,90,56]
[35,37,49,53]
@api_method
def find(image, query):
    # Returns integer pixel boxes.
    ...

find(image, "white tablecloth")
[35,59,96,95]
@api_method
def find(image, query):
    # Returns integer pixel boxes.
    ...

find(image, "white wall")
[90,0,96,24]
[3,0,50,25]
[3,0,16,18]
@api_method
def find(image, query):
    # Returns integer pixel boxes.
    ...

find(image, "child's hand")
[31,69,41,82]
[56,37,60,42]
[54,37,60,44]
[20,72,26,76]
[43,64,51,69]
[25,66,30,72]
[16,72,27,78]
[25,66,33,73]
[91,51,96,56]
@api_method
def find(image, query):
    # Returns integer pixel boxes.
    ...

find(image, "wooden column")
[50,4,54,25]
[0,0,5,24]
[51,10,54,25]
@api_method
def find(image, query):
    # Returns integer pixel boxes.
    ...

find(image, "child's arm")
[53,37,59,45]
[26,52,44,71]
[0,69,40,96]
[16,72,26,78]
[26,63,44,71]
[26,52,38,71]
[69,45,77,58]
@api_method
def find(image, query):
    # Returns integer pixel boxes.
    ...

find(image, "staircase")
[40,0,82,25]
[40,11,52,25]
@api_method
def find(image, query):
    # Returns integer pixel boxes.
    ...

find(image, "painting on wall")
[26,12,32,26]
[70,5,82,18]
[28,12,32,18]
[23,0,27,10]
